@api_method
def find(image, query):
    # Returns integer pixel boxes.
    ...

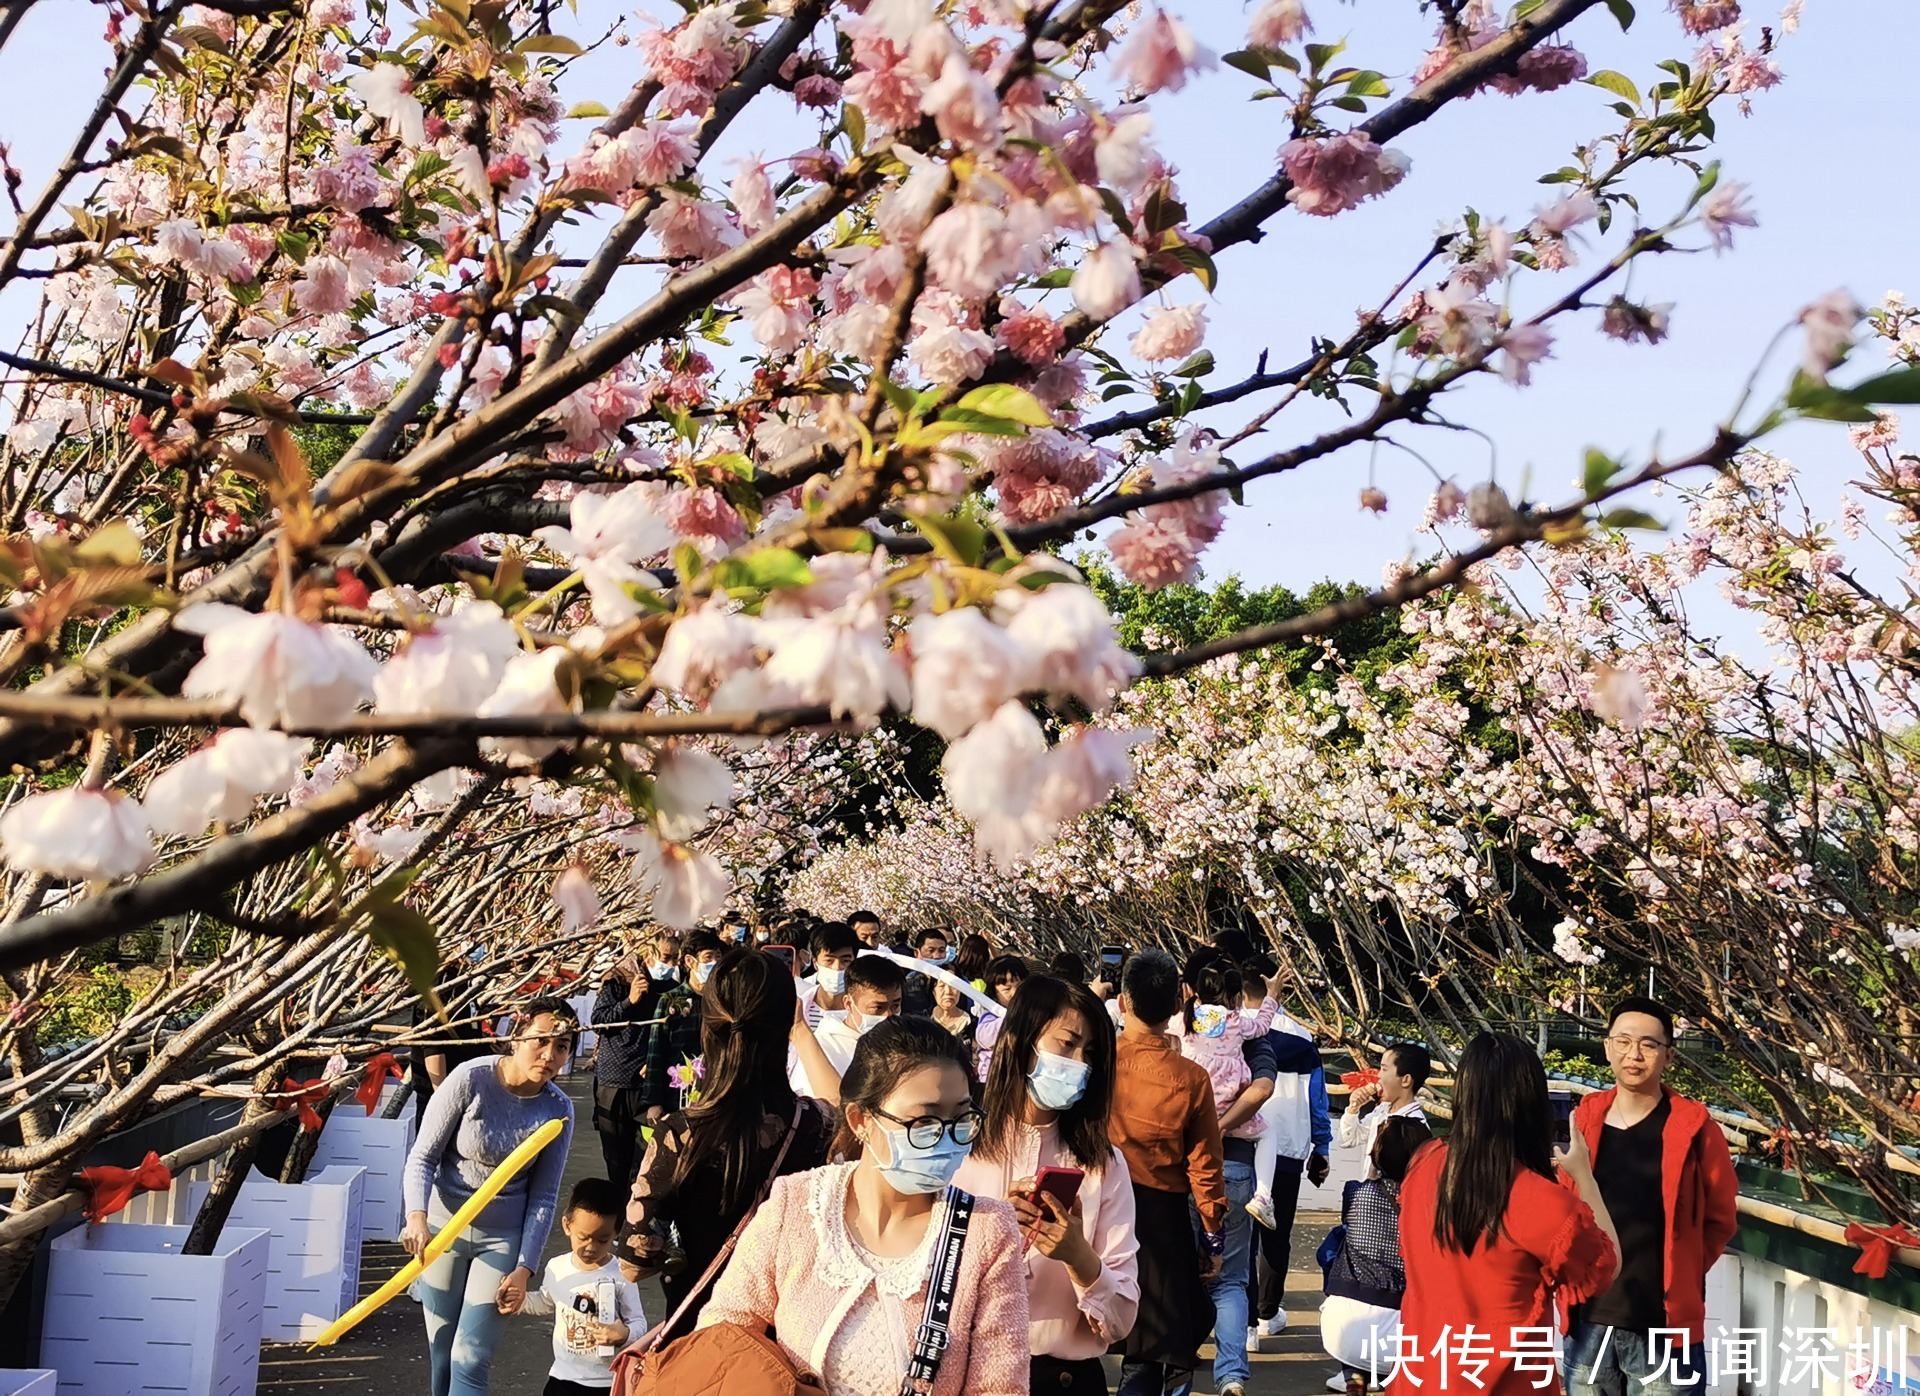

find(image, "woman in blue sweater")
[403,996,578,1396]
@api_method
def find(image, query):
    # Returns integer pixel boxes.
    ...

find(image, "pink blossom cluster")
[1108,435,1231,587]
[1277,133,1410,217]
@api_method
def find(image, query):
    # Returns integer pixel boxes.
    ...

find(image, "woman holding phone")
[956,975,1140,1396]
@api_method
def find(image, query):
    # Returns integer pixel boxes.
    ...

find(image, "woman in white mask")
[956,975,1141,1396]
[698,1016,1030,1396]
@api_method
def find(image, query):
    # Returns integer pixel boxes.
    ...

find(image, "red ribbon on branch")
[355,1053,401,1115]
[78,1151,173,1223]
[1769,1126,1797,1175]
[280,1077,329,1131]
[1843,1221,1920,1279]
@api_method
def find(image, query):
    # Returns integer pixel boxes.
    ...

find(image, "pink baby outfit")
[698,1160,1030,1396]
[1181,996,1278,1139]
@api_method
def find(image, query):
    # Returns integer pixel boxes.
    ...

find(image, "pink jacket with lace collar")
[698,1161,1031,1396]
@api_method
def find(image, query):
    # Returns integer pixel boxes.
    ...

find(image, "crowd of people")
[396,915,1741,1396]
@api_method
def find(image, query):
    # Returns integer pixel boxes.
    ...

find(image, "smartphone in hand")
[1031,1165,1084,1214]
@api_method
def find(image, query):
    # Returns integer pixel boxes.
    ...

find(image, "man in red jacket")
[1561,996,1740,1396]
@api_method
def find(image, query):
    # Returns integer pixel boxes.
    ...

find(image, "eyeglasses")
[869,1105,984,1150]
[1605,1034,1671,1057]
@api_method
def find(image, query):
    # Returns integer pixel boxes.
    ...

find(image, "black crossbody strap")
[900,1186,974,1396]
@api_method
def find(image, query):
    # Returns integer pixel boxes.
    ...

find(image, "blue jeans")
[1564,1320,1705,1396]
[1187,1158,1256,1392]
[1117,1361,1194,1396]
[418,1220,518,1396]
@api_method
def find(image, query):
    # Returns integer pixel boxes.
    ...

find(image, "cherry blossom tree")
[797,302,1920,1218]
[0,0,1906,1284]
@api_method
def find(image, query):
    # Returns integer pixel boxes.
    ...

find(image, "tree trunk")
[277,1090,337,1185]
[182,1065,281,1256]
[0,1162,74,1311]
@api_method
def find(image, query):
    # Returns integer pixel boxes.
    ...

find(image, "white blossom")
[177,605,379,729]
[629,830,731,930]
[652,747,735,841]
[347,62,426,147]
[1,787,154,879]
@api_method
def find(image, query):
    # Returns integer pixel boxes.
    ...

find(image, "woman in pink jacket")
[957,974,1141,1396]
[699,1015,1030,1396]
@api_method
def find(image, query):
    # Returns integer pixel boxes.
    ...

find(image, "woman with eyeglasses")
[956,975,1140,1396]
[699,1016,1030,1396]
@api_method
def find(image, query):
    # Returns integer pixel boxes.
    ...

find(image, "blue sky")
[3,0,1913,654]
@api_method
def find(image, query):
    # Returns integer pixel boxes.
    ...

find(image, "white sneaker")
[1256,1311,1288,1337]
[1246,1192,1278,1229]
[1328,1375,1351,1392]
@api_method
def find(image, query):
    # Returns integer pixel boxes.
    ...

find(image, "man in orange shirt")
[1111,950,1229,1396]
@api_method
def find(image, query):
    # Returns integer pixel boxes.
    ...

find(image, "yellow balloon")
[307,1115,567,1350]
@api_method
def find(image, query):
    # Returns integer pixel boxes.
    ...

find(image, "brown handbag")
[609,1103,822,1396]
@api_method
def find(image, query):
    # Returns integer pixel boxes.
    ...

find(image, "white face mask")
[815,966,847,996]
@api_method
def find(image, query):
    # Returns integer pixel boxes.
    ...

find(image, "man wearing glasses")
[1562,996,1740,1396]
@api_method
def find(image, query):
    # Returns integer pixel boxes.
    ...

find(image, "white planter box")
[0,1372,57,1396]
[310,1088,415,1242]
[225,1165,367,1342]
[42,1222,270,1396]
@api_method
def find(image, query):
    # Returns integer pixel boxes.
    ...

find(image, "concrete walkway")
[260,1076,1350,1396]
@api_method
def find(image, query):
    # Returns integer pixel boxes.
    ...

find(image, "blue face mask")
[942,946,956,965]
[1027,1048,1091,1112]
[650,963,678,982]
[690,962,714,989]
[867,1120,972,1196]
[815,966,847,995]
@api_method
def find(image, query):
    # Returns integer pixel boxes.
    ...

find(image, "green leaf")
[1222,49,1271,81]
[1785,371,1878,423]
[367,865,422,905]
[1598,507,1664,532]
[954,384,1053,428]
[516,32,584,54]
[673,542,703,585]
[1582,448,1622,497]
[1844,365,1920,405]
[912,513,987,567]
[1605,0,1635,29]
[1687,160,1721,209]
[405,152,451,187]
[1166,242,1218,292]
[843,103,867,153]
[879,376,919,420]
[566,101,610,119]
[934,409,1032,438]
[1030,268,1075,289]
[1303,40,1345,73]
[366,902,442,1010]
[1170,350,1215,378]
[716,547,815,592]
[1585,70,1640,104]
[1344,70,1391,99]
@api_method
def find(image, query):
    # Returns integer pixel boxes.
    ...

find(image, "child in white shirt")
[519,1178,646,1396]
